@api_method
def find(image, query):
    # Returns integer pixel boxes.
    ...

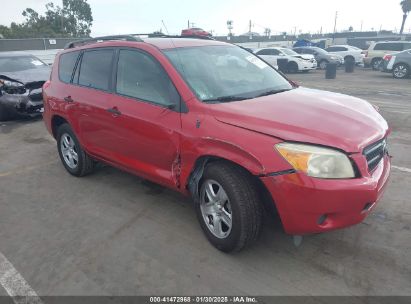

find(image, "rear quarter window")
[59,51,80,83]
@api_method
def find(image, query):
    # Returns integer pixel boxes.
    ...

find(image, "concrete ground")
[0,68,410,297]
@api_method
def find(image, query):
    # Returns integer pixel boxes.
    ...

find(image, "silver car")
[381,49,411,79]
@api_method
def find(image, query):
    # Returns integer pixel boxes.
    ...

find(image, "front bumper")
[299,60,317,70]
[260,155,391,235]
[0,88,43,117]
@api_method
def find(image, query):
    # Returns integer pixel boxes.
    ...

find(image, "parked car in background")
[254,47,317,73]
[43,36,391,252]
[0,52,51,121]
[364,41,411,70]
[293,46,343,69]
[381,49,411,79]
[181,28,212,38]
[325,45,364,65]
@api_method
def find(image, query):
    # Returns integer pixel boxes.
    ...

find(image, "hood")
[292,54,314,60]
[0,66,51,85]
[211,87,389,153]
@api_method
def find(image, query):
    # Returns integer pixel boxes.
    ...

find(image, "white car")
[254,47,317,73]
[325,45,365,65]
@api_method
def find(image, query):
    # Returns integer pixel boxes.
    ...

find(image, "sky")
[1,0,410,37]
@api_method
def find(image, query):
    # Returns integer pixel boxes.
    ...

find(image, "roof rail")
[64,35,143,49]
[138,33,215,40]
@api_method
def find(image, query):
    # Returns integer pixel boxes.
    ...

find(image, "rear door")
[70,48,117,156]
[102,48,182,188]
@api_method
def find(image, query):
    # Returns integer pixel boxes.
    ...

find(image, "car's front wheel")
[0,104,11,121]
[371,58,382,70]
[195,162,263,252]
[392,63,410,79]
[319,60,328,70]
[57,123,95,177]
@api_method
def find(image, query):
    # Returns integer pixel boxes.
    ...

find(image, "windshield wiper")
[256,88,292,97]
[203,95,249,103]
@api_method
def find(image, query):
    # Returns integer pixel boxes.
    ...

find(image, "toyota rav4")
[43,35,391,252]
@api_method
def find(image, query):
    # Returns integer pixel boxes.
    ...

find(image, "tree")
[400,0,411,34]
[0,0,93,38]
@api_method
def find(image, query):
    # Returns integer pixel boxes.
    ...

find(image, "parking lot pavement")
[0,68,410,297]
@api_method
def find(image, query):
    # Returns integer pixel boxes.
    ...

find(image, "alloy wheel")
[60,133,79,169]
[200,179,232,239]
[393,65,408,79]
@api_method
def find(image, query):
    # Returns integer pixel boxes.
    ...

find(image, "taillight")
[383,55,392,61]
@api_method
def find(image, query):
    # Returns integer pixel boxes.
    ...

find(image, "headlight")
[275,143,355,179]
[0,79,26,94]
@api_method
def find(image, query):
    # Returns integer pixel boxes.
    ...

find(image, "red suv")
[43,35,391,252]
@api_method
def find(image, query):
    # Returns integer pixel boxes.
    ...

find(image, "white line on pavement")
[392,165,411,173]
[0,252,44,304]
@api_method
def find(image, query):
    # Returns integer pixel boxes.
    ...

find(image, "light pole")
[333,11,338,43]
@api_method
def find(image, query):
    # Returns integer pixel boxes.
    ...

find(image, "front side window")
[78,49,114,91]
[59,51,80,83]
[164,45,292,102]
[116,49,179,107]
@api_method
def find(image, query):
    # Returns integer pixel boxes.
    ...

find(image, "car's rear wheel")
[371,58,382,70]
[57,123,95,177]
[392,63,410,79]
[319,60,328,70]
[195,161,262,252]
[287,61,299,73]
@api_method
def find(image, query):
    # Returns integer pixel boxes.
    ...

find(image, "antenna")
[162,20,170,35]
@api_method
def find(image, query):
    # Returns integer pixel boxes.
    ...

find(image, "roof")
[143,37,227,49]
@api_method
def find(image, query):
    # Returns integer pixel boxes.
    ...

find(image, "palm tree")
[400,0,411,34]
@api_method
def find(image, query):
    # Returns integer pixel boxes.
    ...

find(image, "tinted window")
[374,43,403,51]
[256,49,271,55]
[116,49,179,107]
[0,55,47,73]
[78,49,114,91]
[326,46,347,52]
[59,51,80,83]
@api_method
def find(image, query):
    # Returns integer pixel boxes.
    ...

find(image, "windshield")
[164,45,293,102]
[0,56,47,73]
[280,48,299,56]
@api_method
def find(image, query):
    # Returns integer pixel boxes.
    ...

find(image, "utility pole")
[360,20,363,32]
[249,20,252,39]
[187,20,190,28]
[333,11,338,43]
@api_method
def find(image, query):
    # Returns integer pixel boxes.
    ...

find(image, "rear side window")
[116,49,179,107]
[59,51,80,83]
[78,49,114,91]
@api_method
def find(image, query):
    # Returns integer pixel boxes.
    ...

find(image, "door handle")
[64,96,74,103]
[106,107,122,116]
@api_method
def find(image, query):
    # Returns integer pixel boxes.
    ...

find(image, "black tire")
[287,61,299,73]
[319,60,328,70]
[56,123,95,177]
[195,161,263,252]
[0,104,11,121]
[371,58,382,70]
[344,56,355,64]
[392,63,410,79]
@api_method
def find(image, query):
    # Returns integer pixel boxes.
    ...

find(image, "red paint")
[181,28,212,37]
[43,39,391,235]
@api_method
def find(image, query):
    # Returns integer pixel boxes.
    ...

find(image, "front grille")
[363,138,387,172]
